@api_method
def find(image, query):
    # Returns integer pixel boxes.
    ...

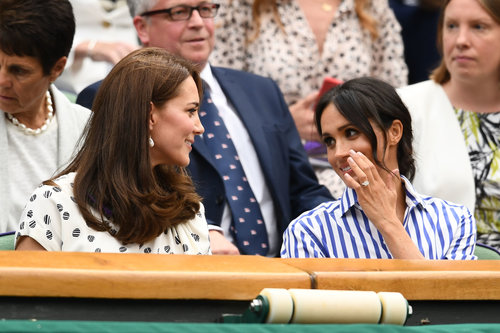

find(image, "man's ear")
[49,56,67,82]
[133,16,150,46]
[388,119,403,147]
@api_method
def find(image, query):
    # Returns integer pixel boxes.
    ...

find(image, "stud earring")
[149,136,155,148]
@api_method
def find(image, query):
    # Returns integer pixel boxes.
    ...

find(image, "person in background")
[16,47,210,254]
[210,0,408,197]
[55,0,139,96]
[389,0,442,84]
[0,0,91,233]
[398,0,500,250]
[281,77,477,260]
[77,0,333,256]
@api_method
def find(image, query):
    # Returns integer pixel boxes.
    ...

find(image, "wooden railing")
[0,251,499,301]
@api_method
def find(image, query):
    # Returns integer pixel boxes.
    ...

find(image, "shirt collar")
[200,63,217,91]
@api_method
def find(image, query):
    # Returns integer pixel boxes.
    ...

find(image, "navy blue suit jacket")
[76,66,333,251]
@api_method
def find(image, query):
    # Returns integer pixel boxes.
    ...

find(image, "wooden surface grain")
[1,252,499,300]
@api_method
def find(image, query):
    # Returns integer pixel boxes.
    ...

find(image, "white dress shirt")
[201,65,278,256]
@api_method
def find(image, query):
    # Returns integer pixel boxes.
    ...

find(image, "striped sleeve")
[445,205,477,260]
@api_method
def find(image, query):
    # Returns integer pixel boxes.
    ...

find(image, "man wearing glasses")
[77,0,332,256]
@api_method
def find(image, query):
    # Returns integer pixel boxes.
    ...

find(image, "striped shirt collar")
[339,175,427,217]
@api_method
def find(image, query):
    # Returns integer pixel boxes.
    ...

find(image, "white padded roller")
[259,288,294,324]
[377,292,410,325]
[287,289,382,324]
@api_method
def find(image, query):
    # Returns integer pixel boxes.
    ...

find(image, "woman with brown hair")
[211,0,408,197]
[398,0,500,250]
[15,47,209,254]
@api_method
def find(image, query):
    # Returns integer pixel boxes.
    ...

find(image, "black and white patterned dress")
[16,173,211,254]
[211,0,408,106]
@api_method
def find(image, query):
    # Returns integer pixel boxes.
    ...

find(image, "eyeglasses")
[140,3,220,21]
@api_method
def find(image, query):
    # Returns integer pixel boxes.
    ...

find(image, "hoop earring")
[149,136,155,148]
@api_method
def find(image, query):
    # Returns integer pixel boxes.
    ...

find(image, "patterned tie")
[199,84,269,255]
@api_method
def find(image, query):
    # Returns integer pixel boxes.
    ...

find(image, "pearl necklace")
[6,91,54,135]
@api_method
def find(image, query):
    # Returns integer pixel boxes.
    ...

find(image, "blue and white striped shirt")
[281,176,477,260]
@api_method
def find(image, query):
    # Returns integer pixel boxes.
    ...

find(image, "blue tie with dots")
[200,84,269,255]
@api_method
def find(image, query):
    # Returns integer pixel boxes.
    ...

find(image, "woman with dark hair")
[15,47,209,254]
[281,77,476,260]
[398,0,500,251]
[0,0,91,233]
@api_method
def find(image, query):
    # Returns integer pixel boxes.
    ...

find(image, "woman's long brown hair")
[49,47,203,244]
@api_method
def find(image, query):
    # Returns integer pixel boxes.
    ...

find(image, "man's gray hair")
[126,0,155,17]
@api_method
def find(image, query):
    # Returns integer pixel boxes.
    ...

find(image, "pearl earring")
[149,136,155,148]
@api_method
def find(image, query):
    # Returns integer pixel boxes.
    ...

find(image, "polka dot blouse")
[15,172,211,254]
[211,0,408,105]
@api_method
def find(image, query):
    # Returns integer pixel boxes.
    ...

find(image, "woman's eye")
[345,128,358,137]
[323,137,334,147]
[446,22,457,30]
[473,23,485,30]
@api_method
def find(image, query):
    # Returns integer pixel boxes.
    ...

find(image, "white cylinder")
[260,288,294,324]
[288,289,382,324]
[378,292,409,325]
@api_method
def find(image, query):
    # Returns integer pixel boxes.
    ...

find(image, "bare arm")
[209,230,240,255]
[289,92,321,142]
[15,236,47,251]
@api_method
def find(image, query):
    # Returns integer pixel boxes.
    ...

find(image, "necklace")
[6,91,55,135]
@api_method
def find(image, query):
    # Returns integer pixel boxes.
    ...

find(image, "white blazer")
[397,80,475,212]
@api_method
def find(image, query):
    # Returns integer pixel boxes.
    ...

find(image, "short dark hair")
[0,0,75,75]
[315,77,416,181]
[52,47,203,244]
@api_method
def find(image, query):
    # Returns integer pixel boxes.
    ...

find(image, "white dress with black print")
[15,172,211,254]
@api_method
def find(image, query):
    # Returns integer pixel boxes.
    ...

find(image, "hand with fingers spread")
[342,150,424,259]
[343,150,400,228]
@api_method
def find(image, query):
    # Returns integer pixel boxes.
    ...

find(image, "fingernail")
[347,157,354,164]
[349,149,356,155]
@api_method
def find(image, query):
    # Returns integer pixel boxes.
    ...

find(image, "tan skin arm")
[289,92,322,142]
[15,236,47,251]
[209,230,240,255]
[74,40,137,65]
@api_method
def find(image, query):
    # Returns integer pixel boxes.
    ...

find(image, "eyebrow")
[321,123,352,138]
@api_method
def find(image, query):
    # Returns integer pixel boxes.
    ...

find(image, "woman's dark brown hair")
[315,77,416,181]
[431,0,500,84]
[51,47,203,244]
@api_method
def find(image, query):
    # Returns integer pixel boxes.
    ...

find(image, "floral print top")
[455,108,500,234]
[211,0,408,105]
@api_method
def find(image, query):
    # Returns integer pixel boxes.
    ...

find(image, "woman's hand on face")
[343,150,400,229]
[289,92,321,142]
[343,150,425,259]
